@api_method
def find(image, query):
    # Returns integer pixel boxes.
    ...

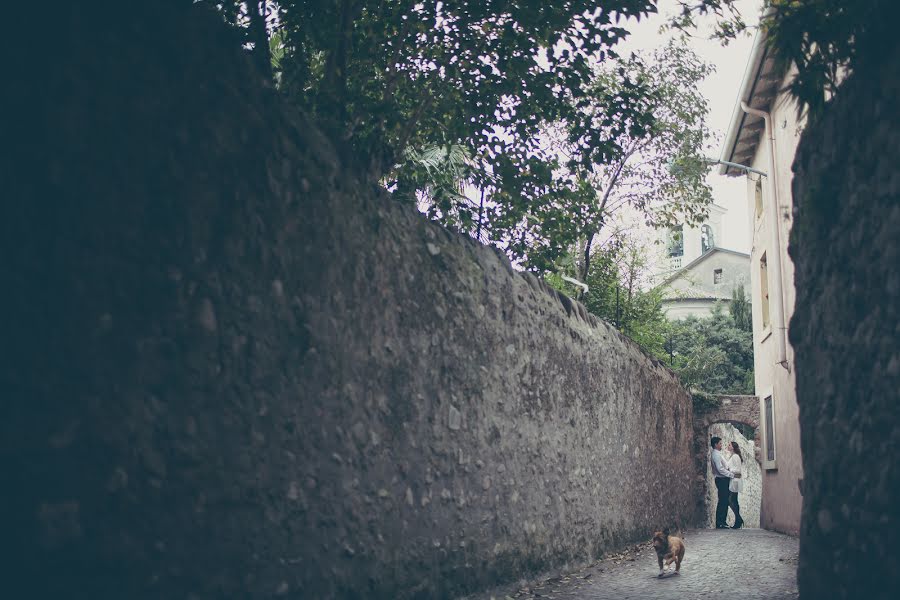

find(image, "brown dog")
[652,528,685,577]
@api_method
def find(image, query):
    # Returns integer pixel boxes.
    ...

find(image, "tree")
[268,1,654,183]
[214,1,277,83]
[206,0,740,271]
[547,228,671,360]
[207,1,891,269]
[667,326,729,391]
[558,38,716,287]
[666,303,754,395]
[729,284,752,332]
[394,144,483,236]
[546,236,754,396]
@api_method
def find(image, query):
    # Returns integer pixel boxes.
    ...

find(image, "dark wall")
[3,5,696,599]
[789,39,900,600]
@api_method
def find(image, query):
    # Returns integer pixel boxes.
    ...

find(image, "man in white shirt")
[710,436,739,528]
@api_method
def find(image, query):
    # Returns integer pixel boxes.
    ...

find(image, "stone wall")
[3,5,696,599]
[789,37,900,600]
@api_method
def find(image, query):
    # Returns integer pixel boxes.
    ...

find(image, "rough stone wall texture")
[704,423,761,529]
[691,395,760,522]
[788,38,900,600]
[3,6,696,599]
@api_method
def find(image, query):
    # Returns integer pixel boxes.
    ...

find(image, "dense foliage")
[546,230,671,354]
[208,0,887,269]
[729,283,752,333]
[665,300,754,395]
[207,0,736,270]
[549,248,754,396]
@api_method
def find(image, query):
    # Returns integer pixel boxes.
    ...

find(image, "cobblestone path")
[470,529,799,600]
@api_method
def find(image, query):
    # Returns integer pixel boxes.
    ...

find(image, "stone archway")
[704,422,762,527]
[692,395,760,525]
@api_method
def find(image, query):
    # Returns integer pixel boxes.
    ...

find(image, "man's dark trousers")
[715,476,731,527]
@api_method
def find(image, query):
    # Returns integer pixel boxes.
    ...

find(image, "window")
[755,179,764,220]
[713,268,723,284]
[701,224,715,254]
[667,226,683,258]
[762,393,777,470]
[760,252,771,330]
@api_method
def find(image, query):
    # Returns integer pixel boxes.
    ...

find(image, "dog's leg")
[657,554,664,578]
[663,552,676,578]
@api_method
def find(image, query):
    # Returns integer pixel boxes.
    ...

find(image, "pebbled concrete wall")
[3,5,696,600]
[789,36,900,600]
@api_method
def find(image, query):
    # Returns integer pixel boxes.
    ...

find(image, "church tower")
[659,203,727,277]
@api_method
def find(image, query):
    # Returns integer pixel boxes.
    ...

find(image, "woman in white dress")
[727,441,745,529]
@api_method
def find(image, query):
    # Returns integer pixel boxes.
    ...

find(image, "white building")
[658,247,750,319]
[652,202,751,319]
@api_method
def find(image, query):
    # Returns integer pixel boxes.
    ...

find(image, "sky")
[616,0,764,254]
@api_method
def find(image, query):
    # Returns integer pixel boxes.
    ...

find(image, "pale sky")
[617,0,763,254]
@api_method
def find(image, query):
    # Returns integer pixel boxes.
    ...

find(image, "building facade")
[719,29,805,535]
[658,248,750,320]
[652,203,751,320]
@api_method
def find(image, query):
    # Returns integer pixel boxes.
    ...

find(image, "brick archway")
[691,395,760,523]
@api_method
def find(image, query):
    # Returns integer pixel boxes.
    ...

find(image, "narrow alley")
[9,2,896,599]
[474,529,798,600]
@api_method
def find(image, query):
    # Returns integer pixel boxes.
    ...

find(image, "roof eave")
[719,29,768,176]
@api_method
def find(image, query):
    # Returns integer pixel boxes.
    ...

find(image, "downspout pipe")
[740,101,790,372]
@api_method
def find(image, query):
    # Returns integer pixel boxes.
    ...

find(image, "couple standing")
[710,436,745,529]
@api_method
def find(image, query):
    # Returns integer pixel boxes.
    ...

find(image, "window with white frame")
[713,268,723,284]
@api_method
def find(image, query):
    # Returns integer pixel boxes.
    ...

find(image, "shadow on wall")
[705,423,761,528]
[1,4,700,598]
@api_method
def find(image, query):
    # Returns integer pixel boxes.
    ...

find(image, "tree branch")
[394,91,435,158]
[577,144,639,295]
[596,145,639,217]
[324,0,362,117]
[383,15,413,99]
[247,1,272,83]
[367,89,435,180]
